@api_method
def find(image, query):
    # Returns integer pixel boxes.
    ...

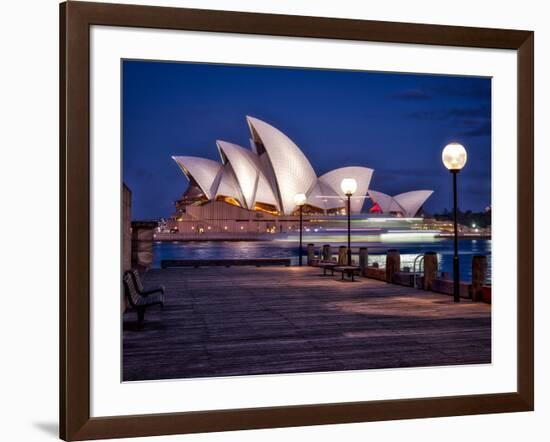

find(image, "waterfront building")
[166,116,434,238]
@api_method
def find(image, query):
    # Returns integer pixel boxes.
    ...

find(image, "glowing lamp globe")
[340,178,357,196]
[442,143,468,171]
[294,193,307,207]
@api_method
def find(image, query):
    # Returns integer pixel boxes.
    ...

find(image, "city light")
[340,178,358,196]
[442,142,468,303]
[294,193,307,207]
[442,142,467,171]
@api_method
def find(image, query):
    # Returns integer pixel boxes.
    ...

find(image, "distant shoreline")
[152,232,491,242]
[437,233,491,240]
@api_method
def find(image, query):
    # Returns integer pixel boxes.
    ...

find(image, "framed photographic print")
[60,1,534,440]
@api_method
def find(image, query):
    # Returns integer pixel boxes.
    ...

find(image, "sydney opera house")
[164,116,433,236]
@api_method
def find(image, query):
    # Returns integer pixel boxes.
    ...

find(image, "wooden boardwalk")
[123,266,491,381]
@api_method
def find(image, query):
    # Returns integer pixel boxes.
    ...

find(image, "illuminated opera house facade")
[165,116,433,236]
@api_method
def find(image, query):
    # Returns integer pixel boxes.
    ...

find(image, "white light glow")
[340,178,357,196]
[380,230,440,241]
[294,193,307,206]
[442,143,468,171]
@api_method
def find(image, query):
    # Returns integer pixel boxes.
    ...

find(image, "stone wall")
[122,184,132,273]
[431,279,471,299]
[131,221,157,270]
[122,184,132,312]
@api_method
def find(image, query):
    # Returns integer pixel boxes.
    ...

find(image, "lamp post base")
[453,255,460,303]
[347,194,352,266]
[298,206,303,266]
[452,170,460,303]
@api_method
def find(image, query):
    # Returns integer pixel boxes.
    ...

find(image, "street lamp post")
[294,193,307,266]
[340,178,358,266]
[442,142,468,303]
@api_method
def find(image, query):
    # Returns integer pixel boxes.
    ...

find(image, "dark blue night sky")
[123,60,491,220]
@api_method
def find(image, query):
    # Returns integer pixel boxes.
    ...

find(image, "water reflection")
[152,238,491,282]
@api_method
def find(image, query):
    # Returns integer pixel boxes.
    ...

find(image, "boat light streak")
[325,228,382,232]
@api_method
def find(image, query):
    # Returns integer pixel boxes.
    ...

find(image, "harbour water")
[152,237,491,282]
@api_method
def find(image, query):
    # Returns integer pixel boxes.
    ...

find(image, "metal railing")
[412,254,425,289]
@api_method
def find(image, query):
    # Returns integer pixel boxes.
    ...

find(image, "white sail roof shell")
[254,172,279,207]
[318,166,374,213]
[306,180,344,210]
[214,164,244,205]
[394,190,434,217]
[216,140,279,210]
[172,156,222,200]
[255,152,281,208]
[368,190,433,216]
[246,116,317,215]
[216,141,259,209]
[368,190,403,214]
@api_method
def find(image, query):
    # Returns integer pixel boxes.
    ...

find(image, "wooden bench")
[333,265,361,282]
[129,268,165,297]
[312,261,338,276]
[123,271,165,325]
[161,258,291,268]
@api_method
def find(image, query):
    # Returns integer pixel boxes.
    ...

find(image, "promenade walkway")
[123,266,491,381]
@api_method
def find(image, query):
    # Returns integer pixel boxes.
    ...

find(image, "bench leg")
[137,308,145,326]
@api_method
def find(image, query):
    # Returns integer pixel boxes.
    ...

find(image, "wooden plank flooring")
[122,266,491,381]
